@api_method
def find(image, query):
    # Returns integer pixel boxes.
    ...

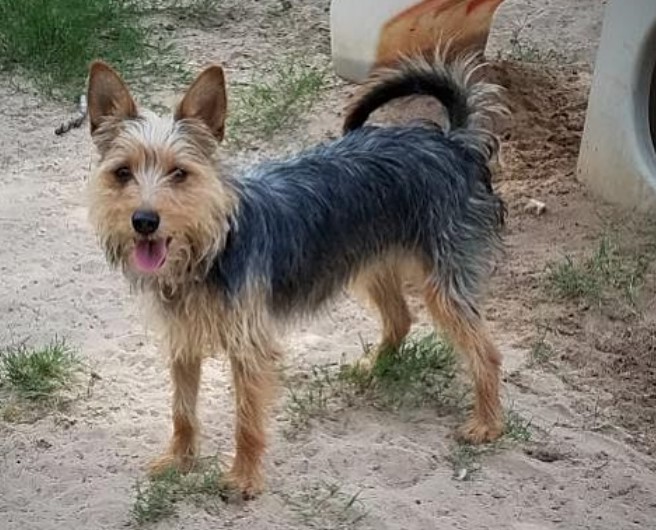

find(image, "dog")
[85,51,507,498]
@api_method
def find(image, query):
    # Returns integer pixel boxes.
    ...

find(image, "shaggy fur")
[86,52,508,498]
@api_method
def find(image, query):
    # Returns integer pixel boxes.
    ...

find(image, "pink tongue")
[133,239,167,272]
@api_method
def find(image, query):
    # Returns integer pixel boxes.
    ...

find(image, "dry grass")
[546,236,648,307]
[228,56,326,146]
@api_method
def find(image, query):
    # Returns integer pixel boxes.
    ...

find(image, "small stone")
[35,439,52,450]
[524,198,547,216]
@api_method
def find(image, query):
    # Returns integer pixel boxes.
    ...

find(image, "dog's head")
[87,62,234,286]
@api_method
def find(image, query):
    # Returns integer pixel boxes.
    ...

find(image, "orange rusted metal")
[375,0,505,66]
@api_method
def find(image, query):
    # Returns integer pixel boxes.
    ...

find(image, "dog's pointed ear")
[87,61,138,134]
[175,65,227,141]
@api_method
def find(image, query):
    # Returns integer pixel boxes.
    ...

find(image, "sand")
[3,0,656,528]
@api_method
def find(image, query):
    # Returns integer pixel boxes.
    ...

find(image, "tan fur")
[228,350,280,496]
[355,254,503,441]
[352,257,413,369]
[422,279,503,441]
[88,102,236,291]
[86,61,504,499]
[145,285,280,496]
[149,357,202,475]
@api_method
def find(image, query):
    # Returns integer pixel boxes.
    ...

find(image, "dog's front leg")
[226,350,278,498]
[150,355,202,475]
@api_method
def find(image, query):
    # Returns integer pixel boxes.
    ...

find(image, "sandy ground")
[3,0,656,528]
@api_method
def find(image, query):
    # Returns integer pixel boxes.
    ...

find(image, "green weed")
[132,459,226,525]
[448,443,484,480]
[283,364,340,437]
[0,0,188,100]
[504,409,533,442]
[529,326,554,367]
[282,333,466,438]
[500,15,569,64]
[340,333,462,409]
[228,57,326,145]
[0,338,80,400]
[281,481,366,529]
[546,236,647,306]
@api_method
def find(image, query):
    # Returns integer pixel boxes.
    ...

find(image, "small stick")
[55,94,88,136]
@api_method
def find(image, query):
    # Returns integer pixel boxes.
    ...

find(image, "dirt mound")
[488,61,590,201]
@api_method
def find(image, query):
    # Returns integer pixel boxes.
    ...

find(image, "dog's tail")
[342,50,507,162]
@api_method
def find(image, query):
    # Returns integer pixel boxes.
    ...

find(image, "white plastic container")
[577,0,656,211]
[330,0,505,83]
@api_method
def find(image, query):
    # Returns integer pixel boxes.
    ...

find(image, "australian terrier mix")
[86,51,507,497]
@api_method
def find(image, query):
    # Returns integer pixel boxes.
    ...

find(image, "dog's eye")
[114,166,133,184]
[171,167,188,183]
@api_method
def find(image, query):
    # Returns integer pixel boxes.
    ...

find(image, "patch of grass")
[504,409,533,443]
[282,333,465,438]
[529,326,554,367]
[546,255,601,301]
[0,338,80,400]
[143,0,238,27]
[546,236,648,306]
[506,39,566,64]
[132,469,178,525]
[448,443,484,480]
[0,0,143,99]
[228,56,326,145]
[1,403,23,423]
[132,459,226,526]
[152,0,222,13]
[267,0,294,17]
[283,364,340,437]
[340,333,463,409]
[499,14,569,64]
[0,0,188,100]
[280,481,367,529]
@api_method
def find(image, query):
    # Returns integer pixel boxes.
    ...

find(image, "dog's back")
[212,124,501,318]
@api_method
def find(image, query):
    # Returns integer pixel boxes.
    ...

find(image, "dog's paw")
[458,417,503,444]
[222,468,264,500]
[354,354,376,373]
[148,452,195,477]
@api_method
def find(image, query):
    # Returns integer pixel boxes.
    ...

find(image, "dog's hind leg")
[423,279,503,444]
[150,355,202,475]
[353,264,412,370]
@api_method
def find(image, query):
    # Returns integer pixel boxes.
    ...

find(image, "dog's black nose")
[131,210,160,235]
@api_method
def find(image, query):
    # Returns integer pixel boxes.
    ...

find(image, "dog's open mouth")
[132,238,170,273]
